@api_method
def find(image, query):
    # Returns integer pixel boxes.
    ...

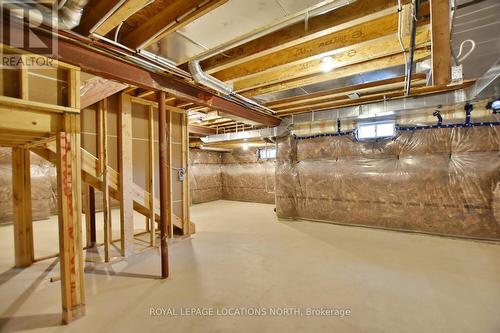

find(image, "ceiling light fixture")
[320,56,334,72]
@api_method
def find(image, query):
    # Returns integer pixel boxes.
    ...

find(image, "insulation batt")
[0,148,57,224]
[276,126,500,240]
[189,147,276,204]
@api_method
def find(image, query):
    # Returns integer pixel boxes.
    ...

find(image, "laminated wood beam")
[56,114,85,324]
[430,0,451,85]
[118,94,134,257]
[4,22,280,127]
[158,91,170,278]
[11,147,34,268]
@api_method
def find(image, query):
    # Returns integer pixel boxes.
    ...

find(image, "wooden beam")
[81,78,128,109]
[6,23,280,126]
[276,80,428,114]
[0,101,63,135]
[214,14,404,82]
[93,0,152,36]
[242,49,431,97]
[194,0,407,73]
[121,0,222,49]
[74,0,124,35]
[11,147,34,268]
[189,124,217,136]
[277,81,474,116]
[140,0,229,49]
[158,91,170,279]
[234,27,431,93]
[118,93,134,257]
[430,0,451,85]
[56,114,85,324]
[266,74,426,109]
[181,113,190,235]
[99,99,112,262]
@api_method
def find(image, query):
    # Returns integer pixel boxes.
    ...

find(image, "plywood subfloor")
[0,200,500,332]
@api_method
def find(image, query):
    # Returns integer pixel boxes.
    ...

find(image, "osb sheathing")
[276,126,500,240]
[189,149,223,204]
[221,148,275,204]
[0,148,57,224]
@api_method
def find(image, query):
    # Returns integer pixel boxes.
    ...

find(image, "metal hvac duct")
[4,0,89,30]
[188,0,355,117]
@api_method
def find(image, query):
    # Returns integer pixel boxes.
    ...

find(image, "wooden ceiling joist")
[75,0,124,35]
[234,26,431,93]
[93,0,152,37]
[120,0,228,49]
[266,74,426,109]
[81,78,128,109]
[192,0,409,73]
[7,23,280,127]
[213,14,406,82]
[189,124,217,136]
[276,81,475,116]
[242,49,431,97]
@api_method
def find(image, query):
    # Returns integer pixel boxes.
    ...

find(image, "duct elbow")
[59,0,88,29]
[188,60,233,95]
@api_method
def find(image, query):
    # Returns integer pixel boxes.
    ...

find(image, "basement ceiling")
[145,0,327,64]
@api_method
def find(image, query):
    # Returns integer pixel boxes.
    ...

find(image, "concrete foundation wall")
[276,126,500,240]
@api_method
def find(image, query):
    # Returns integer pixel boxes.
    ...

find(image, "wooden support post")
[99,99,111,262]
[148,105,156,246]
[19,55,29,100]
[158,91,170,278]
[167,103,173,238]
[83,184,95,248]
[11,147,34,267]
[430,0,451,86]
[88,186,96,245]
[181,112,190,235]
[56,113,85,324]
[118,93,134,257]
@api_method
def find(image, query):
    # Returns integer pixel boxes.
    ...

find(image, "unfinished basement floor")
[1,200,500,333]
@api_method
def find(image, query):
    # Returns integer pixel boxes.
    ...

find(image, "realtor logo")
[0,0,58,68]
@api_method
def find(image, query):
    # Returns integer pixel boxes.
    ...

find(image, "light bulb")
[320,56,334,72]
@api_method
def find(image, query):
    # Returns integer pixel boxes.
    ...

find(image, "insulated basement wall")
[221,148,275,204]
[0,148,57,224]
[276,126,500,240]
[189,150,223,204]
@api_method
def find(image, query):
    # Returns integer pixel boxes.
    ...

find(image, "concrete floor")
[0,200,499,333]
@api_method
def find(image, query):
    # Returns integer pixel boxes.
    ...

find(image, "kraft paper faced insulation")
[276,126,500,240]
